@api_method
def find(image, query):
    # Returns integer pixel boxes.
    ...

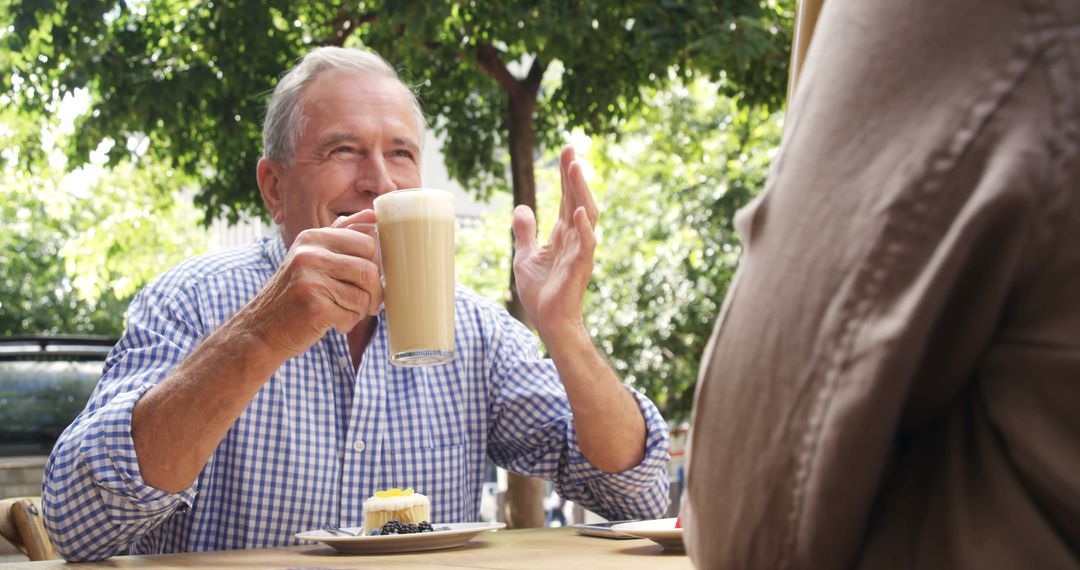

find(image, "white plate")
[611,518,684,551]
[572,521,641,539]
[296,522,506,554]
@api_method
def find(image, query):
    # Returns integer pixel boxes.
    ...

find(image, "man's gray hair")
[262,46,426,165]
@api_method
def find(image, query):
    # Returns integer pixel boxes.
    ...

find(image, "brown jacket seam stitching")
[777,12,1051,569]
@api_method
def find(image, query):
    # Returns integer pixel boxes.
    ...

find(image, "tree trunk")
[505,472,544,529]
[502,76,547,530]
[474,44,548,530]
[505,81,537,329]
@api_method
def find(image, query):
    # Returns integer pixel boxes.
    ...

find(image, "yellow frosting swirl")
[374,488,415,498]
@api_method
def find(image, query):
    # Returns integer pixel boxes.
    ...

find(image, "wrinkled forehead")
[297,68,423,142]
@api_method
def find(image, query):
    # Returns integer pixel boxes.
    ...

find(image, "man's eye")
[392,149,415,160]
[331,146,356,156]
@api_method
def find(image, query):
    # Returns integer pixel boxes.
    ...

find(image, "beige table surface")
[6,527,693,569]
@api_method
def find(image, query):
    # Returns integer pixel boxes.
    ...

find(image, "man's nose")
[355,153,397,195]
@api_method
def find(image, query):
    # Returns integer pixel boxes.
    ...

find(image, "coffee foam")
[373,188,455,222]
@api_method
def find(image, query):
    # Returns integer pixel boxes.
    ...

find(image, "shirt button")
[353,439,366,452]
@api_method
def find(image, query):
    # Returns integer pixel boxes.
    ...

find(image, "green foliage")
[2,0,296,223]
[457,211,514,306]
[457,171,559,307]
[586,80,782,420]
[0,168,129,336]
[0,107,213,336]
[59,160,211,302]
[459,79,783,420]
[2,0,793,222]
[2,0,792,418]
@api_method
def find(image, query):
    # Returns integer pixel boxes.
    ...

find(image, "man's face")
[258,68,423,248]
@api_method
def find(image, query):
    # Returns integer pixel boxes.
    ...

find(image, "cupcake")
[362,488,431,533]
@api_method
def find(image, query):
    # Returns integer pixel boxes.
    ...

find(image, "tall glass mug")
[373,188,456,367]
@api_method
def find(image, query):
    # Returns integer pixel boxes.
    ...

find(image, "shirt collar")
[263,235,288,271]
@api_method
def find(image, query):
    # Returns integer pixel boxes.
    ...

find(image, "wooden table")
[7,527,693,569]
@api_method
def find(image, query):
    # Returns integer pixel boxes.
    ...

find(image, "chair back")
[0,497,58,561]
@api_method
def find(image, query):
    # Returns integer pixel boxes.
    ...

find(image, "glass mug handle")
[347,222,383,284]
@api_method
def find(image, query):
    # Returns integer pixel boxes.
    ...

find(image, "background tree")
[3,0,793,526]
[586,79,782,422]
[3,0,791,314]
[459,77,783,423]
[0,174,130,337]
[0,98,212,337]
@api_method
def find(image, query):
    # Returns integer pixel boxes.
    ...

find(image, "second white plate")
[572,521,641,539]
[611,518,684,551]
[296,522,505,554]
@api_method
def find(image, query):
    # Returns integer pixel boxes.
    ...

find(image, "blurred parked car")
[0,336,113,457]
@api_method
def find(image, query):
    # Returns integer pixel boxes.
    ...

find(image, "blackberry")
[400,523,419,534]
[380,520,403,535]
[418,521,434,533]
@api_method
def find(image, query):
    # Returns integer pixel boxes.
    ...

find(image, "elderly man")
[43,46,669,562]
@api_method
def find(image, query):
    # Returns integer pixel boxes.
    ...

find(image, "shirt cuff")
[79,383,196,523]
[564,387,672,493]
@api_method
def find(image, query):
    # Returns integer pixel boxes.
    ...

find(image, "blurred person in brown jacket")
[683,0,1080,567]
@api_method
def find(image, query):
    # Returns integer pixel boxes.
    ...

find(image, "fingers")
[321,253,383,309]
[557,145,598,230]
[512,204,538,258]
[296,226,378,261]
[559,145,575,223]
[287,227,385,320]
[317,263,383,321]
[567,161,599,228]
[572,206,597,255]
[333,209,378,228]
[321,267,382,323]
[254,257,376,354]
[287,245,383,311]
[288,256,381,336]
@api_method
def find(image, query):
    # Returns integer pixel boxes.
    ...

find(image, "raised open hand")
[511,145,599,339]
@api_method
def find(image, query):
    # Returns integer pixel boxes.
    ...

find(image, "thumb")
[512,205,537,257]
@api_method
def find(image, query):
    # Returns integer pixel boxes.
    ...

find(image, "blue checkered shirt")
[42,236,671,561]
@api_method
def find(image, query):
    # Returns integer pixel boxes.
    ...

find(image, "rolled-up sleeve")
[485,309,671,521]
[43,287,200,561]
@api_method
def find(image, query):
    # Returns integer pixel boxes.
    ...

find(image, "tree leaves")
[2,0,793,416]
[458,78,783,420]
[0,109,212,337]
[582,81,782,420]
[3,0,792,222]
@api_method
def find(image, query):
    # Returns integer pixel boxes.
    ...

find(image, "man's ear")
[256,157,286,224]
